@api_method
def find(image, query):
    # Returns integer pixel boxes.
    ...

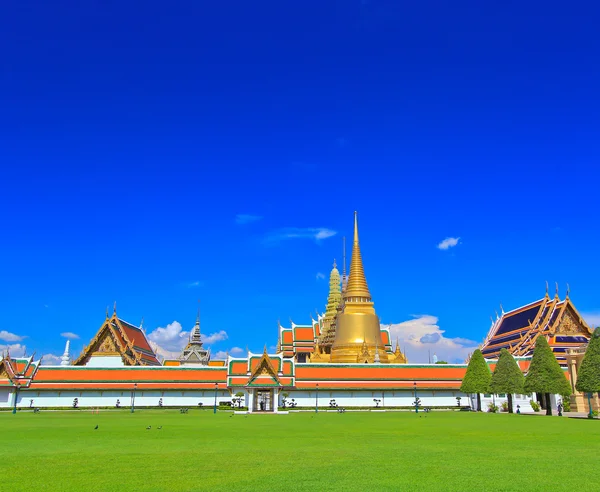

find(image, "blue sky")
[1,1,599,363]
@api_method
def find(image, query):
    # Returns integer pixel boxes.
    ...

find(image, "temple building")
[0,212,586,414]
[480,284,592,365]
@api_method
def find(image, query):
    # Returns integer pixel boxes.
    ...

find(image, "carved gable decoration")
[247,350,281,387]
[0,361,12,380]
[556,308,591,337]
[98,332,118,353]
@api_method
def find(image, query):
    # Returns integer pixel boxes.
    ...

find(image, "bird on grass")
[157,426,162,430]
[94,425,98,430]
[146,425,151,430]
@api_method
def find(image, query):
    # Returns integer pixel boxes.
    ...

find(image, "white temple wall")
[0,388,563,412]
[2,390,233,409]
[282,390,471,408]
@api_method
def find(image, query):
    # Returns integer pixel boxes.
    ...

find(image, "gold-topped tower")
[330,212,388,363]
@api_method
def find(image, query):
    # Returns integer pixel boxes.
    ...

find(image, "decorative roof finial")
[197,299,200,324]
[106,306,109,319]
[495,310,499,321]
[555,282,559,298]
[140,317,145,333]
[500,303,505,315]
[566,283,570,298]
[113,301,117,316]
[344,212,371,301]
[545,280,549,297]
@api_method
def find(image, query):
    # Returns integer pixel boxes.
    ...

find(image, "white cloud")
[230,347,244,355]
[213,350,228,359]
[265,227,337,244]
[61,332,80,339]
[187,281,203,288]
[147,321,228,360]
[0,331,25,342]
[437,237,460,250]
[316,272,326,280]
[582,312,600,328]
[203,330,228,344]
[0,343,27,357]
[385,315,479,363]
[236,214,262,225]
[40,354,62,365]
[147,321,189,354]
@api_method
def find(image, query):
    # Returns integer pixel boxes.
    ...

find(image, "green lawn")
[1,409,598,491]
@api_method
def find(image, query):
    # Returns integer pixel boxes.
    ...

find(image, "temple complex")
[0,212,591,414]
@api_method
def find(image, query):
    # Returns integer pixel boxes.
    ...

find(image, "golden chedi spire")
[344,212,371,301]
[331,212,388,363]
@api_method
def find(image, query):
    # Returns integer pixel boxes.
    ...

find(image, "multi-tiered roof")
[481,286,592,365]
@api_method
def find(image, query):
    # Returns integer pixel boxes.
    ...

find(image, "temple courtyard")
[2,410,598,491]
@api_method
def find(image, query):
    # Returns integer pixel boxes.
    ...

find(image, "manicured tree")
[575,327,600,418]
[489,349,524,414]
[461,349,492,411]
[524,335,571,416]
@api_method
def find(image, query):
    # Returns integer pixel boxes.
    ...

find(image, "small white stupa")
[60,340,71,366]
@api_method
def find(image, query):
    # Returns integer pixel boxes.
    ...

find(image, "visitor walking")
[557,401,563,417]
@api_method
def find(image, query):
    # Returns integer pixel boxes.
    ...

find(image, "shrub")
[530,400,540,412]
[561,398,571,412]
[500,401,509,412]
[487,402,498,413]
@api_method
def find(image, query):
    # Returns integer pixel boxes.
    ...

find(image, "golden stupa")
[330,212,389,363]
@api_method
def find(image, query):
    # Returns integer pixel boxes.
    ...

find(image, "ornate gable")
[555,302,592,336]
[74,315,139,366]
[0,360,14,381]
[247,349,281,387]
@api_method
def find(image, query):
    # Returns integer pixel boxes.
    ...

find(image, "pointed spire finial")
[566,283,570,298]
[263,344,268,355]
[500,303,505,314]
[197,299,201,325]
[344,211,371,300]
[106,306,109,319]
[495,310,499,320]
[545,280,549,297]
[113,301,117,316]
[555,282,559,298]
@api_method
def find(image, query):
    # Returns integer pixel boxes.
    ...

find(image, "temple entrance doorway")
[254,389,273,412]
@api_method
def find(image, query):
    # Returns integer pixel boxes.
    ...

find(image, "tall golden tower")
[317,260,342,353]
[330,212,388,363]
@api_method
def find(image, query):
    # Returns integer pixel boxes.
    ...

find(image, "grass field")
[1,409,599,491]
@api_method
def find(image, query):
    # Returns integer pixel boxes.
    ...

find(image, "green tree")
[524,335,571,416]
[575,327,600,418]
[460,349,491,411]
[489,349,525,414]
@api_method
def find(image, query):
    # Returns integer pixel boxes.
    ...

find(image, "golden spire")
[344,211,371,301]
